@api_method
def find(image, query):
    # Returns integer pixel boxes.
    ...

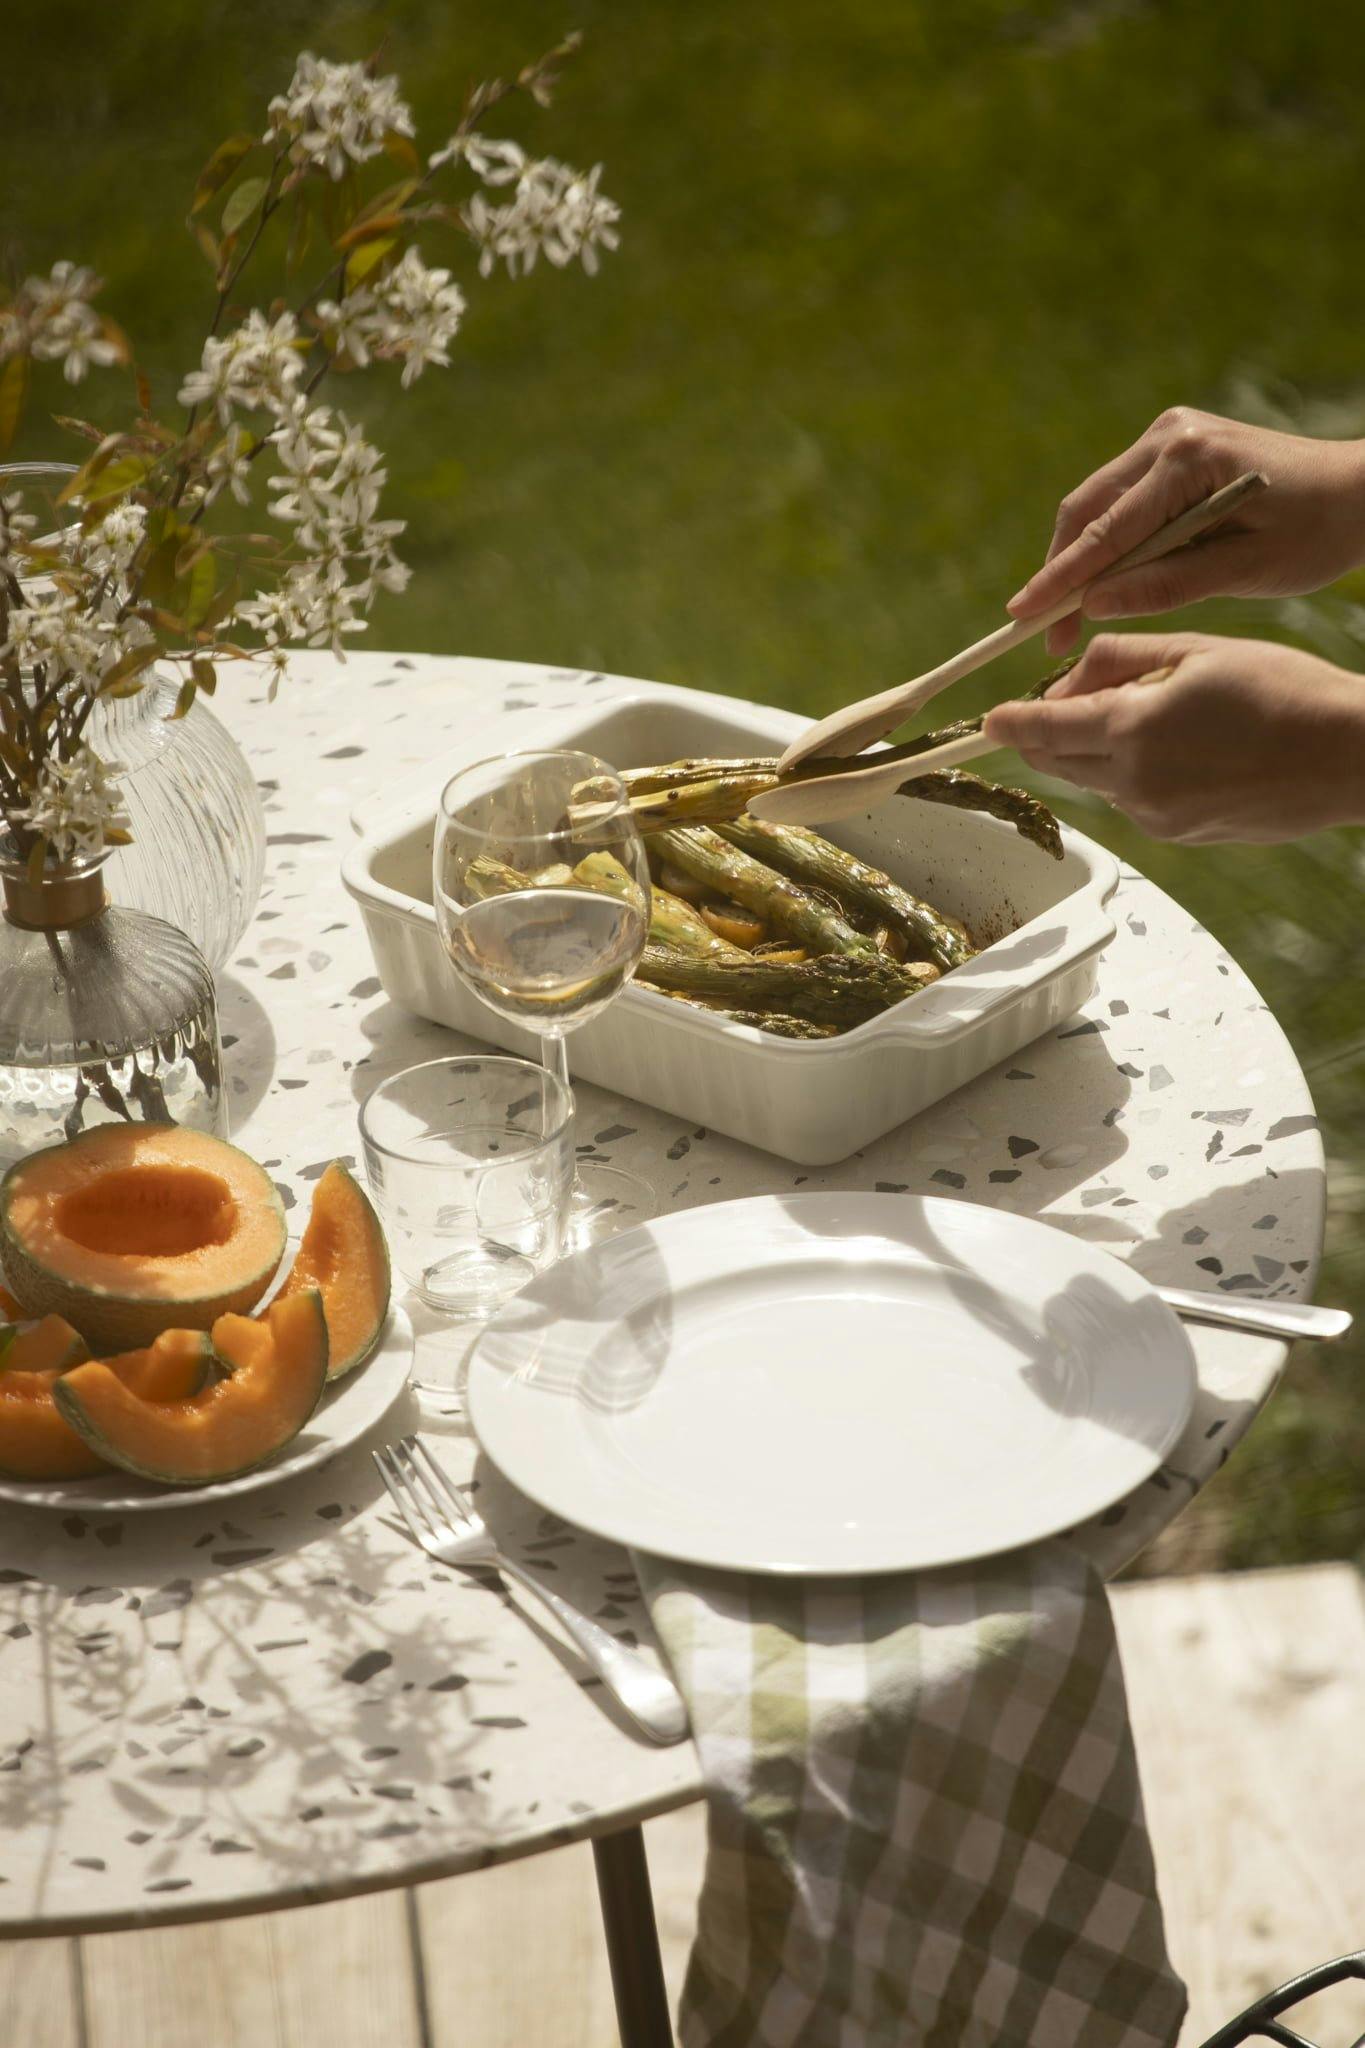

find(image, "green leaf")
[286,194,313,277]
[0,354,29,455]
[78,453,152,505]
[183,548,218,629]
[344,236,398,291]
[191,656,217,696]
[99,642,159,693]
[192,133,257,215]
[335,210,405,253]
[52,413,105,446]
[383,133,421,175]
[56,435,131,503]
[222,174,270,238]
[169,677,197,721]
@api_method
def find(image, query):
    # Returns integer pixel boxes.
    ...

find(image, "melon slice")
[54,1290,329,1486]
[0,1323,213,1482]
[0,1125,287,1354]
[277,1161,390,1379]
[0,1285,20,1320]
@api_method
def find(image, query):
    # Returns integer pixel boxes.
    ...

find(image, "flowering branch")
[0,36,620,866]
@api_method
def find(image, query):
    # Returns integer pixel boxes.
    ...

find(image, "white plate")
[0,1306,413,1513]
[467,1195,1195,1574]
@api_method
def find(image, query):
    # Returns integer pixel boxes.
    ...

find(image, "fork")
[373,1436,690,1746]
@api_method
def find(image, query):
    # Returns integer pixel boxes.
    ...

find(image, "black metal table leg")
[592,1823,674,2048]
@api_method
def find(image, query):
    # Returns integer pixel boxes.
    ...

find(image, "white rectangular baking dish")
[342,679,1118,1164]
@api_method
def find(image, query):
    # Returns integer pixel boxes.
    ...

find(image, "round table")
[0,655,1325,2007]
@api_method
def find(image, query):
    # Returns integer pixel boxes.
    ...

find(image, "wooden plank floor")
[8,1565,1364,2048]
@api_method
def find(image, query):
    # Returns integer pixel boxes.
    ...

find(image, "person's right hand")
[1008,409,1365,655]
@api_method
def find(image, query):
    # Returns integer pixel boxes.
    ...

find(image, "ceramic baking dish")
[341,680,1118,1164]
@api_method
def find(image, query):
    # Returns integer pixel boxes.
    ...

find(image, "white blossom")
[13,745,130,860]
[270,402,343,474]
[371,248,465,385]
[317,253,465,386]
[2,585,144,696]
[266,53,414,180]
[57,499,149,584]
[205,423,254,505]
[429,131,526,182]
[314,289,380,368]
[464,156,620,279]
[20,261,119,384]
[236,556,369,659]
[178,310,306,424]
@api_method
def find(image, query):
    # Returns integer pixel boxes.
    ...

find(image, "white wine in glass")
[434,750,655,1250]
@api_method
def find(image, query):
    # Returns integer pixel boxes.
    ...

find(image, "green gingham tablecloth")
[637,1541,1185,2048]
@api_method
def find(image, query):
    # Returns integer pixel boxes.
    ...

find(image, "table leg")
[592,1823,674,2048]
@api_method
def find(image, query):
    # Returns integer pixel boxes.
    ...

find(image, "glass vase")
[0,461,267,973]
[0,850,226,1170]
[87,676,267,972]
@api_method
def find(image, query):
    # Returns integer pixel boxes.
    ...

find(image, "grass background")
[4,0,1362,1571]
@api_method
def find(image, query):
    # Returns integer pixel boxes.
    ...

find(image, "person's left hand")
[982,631,1365,843]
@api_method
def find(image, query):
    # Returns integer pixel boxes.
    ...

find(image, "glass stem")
[542,1030,576,1162]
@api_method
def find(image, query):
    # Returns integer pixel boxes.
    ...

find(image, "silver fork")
[373,1436,689,1746]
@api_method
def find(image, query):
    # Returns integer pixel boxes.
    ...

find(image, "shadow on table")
[216,972,278,1127]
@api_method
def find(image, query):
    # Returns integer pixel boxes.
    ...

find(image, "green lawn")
[5,0,1362,1571]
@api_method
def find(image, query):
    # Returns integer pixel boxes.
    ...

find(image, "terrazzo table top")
[0,652,1325,1936]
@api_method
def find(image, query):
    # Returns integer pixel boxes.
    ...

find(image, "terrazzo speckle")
[0,651,1325,1935]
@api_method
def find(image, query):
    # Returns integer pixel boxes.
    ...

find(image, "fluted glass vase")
[87,676,267,971]
[0,850,226,1169]
[0,461,267,972]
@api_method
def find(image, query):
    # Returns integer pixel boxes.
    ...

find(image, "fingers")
[1011,749,1120,798]
[1041,436,1160,570]
[1007,451,1205,624]
[1045,630,1206,695]
[1082,531,1264,619]
[984,687,1124,755]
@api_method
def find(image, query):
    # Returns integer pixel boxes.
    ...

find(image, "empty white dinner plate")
[467,1194,1196,1574]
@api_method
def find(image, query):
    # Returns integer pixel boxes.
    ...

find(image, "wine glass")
[433,749,656,1251]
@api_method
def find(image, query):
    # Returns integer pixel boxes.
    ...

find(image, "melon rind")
[53,1290,330,1486]
[277,1160,391,1380]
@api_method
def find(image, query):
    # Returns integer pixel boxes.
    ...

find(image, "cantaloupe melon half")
[277,1161,391,1379]
[54,1291,329,1486]
[0,1323,213,1481]
[0,1125,287,1354]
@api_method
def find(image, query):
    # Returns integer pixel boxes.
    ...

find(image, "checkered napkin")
[635,1541,1185,2048]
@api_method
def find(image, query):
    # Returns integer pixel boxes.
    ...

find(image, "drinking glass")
[359,1057,575,1388]
[433,750,655,1250]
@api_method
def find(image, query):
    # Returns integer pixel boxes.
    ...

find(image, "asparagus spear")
[715,816,975,971]
[901,771,1063,859]
[637,944,937,1026]
[649,825,885,962]
[648,989,839,1039]
[622,659,1074,847]
[570,850,750,959]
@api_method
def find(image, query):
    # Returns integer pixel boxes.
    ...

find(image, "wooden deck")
[6,1565,1364,2048]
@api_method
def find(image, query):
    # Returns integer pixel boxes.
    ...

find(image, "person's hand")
[1008,410,1365,655]
[983,631,1365,843]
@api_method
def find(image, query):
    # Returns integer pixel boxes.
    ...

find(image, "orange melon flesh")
[0,1126,287,1353]
[0,1325,214,1482]
[54,1291,329,1486]
[0,1315,99,1478]
[277,1161,391,1379]
[0,1286,20,1319]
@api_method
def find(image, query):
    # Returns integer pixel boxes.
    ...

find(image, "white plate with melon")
[0,1126,411,1511]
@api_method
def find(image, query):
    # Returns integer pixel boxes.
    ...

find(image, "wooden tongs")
[749,470,1268,827]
